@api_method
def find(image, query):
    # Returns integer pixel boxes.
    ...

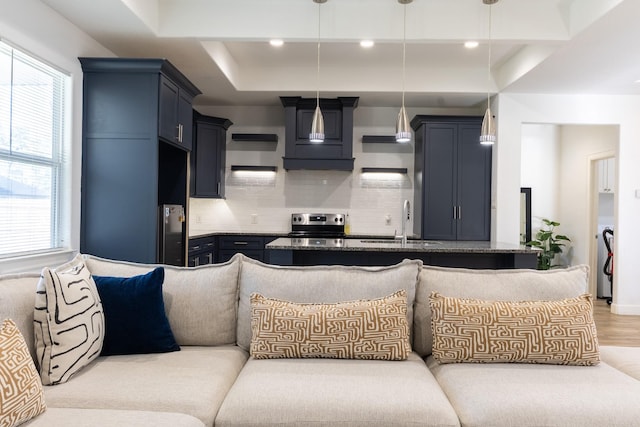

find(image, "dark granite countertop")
[266,237,539,254]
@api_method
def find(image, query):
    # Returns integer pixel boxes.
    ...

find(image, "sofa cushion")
[0,273,41,363]
[215,353,460,427]
[430,292,600,365]
[43,346,248,427]
[599,345,640,380]
[237,256,422,351]
[426,355,640,426]
[250,290,411,360]
[414,264,589,357]
[93,267,180,356]
[83,254,240,346]
[24,407,205,427]
[34,254,105,385]
[0,319,47,427]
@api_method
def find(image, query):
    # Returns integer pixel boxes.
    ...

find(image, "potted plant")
[526,218,571,270]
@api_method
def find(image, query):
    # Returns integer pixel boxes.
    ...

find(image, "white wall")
[0,0,114,273]
[521,124,561,230]
[497,93,640,314]
[557,125,618,268]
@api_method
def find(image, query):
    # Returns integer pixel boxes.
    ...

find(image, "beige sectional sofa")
[2,253,640,427]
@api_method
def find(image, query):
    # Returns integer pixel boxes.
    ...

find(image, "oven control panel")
[290,213,345,226]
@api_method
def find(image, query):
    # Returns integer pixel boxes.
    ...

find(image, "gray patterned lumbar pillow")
[34,254,105,385]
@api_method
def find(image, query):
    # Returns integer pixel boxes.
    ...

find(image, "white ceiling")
[40,0,640,108]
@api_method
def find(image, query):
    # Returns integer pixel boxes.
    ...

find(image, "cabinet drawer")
[219,236,264,250]
[188,236,216,253]
[218,249,263,263]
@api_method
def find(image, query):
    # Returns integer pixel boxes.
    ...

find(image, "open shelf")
[231,165,278,172]
[361,167,408,174]
[362,135,398,144]
[231,133,278,142]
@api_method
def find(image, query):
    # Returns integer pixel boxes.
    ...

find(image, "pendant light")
[480,0,498,145]
[395,0,412,143]
[309,0,327,143]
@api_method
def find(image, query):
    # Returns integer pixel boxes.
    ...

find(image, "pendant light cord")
[486,3,492,109]
[316,1,321,105]
[401,3,407,108]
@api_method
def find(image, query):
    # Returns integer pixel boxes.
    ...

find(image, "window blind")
[0,41,68,258]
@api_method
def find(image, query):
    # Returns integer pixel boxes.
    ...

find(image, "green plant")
[526,218,571,270]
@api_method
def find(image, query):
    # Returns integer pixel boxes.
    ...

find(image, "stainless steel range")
[289,213,346,238]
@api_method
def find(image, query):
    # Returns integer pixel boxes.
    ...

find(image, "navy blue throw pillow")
[93,267,180,356]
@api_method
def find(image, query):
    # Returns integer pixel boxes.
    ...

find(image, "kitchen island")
[265,237,539,269]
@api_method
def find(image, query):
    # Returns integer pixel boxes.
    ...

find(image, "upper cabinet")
[191,112,232,198]
[159,75,198,151]
[280,97,359,171]
[598,157,615,194]
[412,115,492,241]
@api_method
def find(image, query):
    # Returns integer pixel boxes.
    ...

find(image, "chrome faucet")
[395,199,411,245]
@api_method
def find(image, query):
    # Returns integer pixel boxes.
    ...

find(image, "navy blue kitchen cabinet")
[79,58,200,264]
[159,75,196,151]
[218,235,279,263]
[188,235,216,266]
[280,97,358,171]
[191,112,232,198]
[411,116,492,241]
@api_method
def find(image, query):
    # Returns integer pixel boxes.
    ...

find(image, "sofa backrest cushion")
[413,264,590,357]
[0,273,41,364]
[237,255,422,352]
[83,254,241,346]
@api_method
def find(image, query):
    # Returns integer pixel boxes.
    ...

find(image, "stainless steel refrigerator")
[158,204,185,266]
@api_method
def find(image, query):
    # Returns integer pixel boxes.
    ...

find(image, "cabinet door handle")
[176,124,181,142]
[453,206,457,219]
[458,206,462,220]
[233,241,249,246]
[206,253,213,264]
[217,182,221,195]
[193,257,200,267]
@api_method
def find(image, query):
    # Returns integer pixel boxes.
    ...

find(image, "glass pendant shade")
[309,105,325,143]
[479,107,496,145]
[395,105,411,143]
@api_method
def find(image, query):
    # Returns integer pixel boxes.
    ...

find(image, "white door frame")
[587,151,615,299]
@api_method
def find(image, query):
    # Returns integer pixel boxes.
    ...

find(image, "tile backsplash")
[189,169,414,237]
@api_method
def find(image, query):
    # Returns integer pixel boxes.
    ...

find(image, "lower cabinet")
[218,235,279,263]
[187,236,216,267]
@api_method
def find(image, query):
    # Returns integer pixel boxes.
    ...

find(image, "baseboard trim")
[610,303,640,316]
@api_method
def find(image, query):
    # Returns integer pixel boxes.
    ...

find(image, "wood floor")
[593,298,640,347]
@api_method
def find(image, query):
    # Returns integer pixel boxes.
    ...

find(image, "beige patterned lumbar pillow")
[429,292,600,366]
[0,319,47,426]
[250,290,411,360]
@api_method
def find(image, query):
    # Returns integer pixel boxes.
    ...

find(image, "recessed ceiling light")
[360,40,375,48]
[464,41,479,49]
[270,39,284,47]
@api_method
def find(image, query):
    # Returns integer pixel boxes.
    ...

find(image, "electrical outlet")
[195,215,202,224]
[385,214,392,225]
[251,213,258,224]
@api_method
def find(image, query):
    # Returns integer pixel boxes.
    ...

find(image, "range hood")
[281,96,359,171]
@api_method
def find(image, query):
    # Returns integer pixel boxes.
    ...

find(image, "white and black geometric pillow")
[34,254,104,385]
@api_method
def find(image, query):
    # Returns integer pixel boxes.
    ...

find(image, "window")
[0,41,69,258]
